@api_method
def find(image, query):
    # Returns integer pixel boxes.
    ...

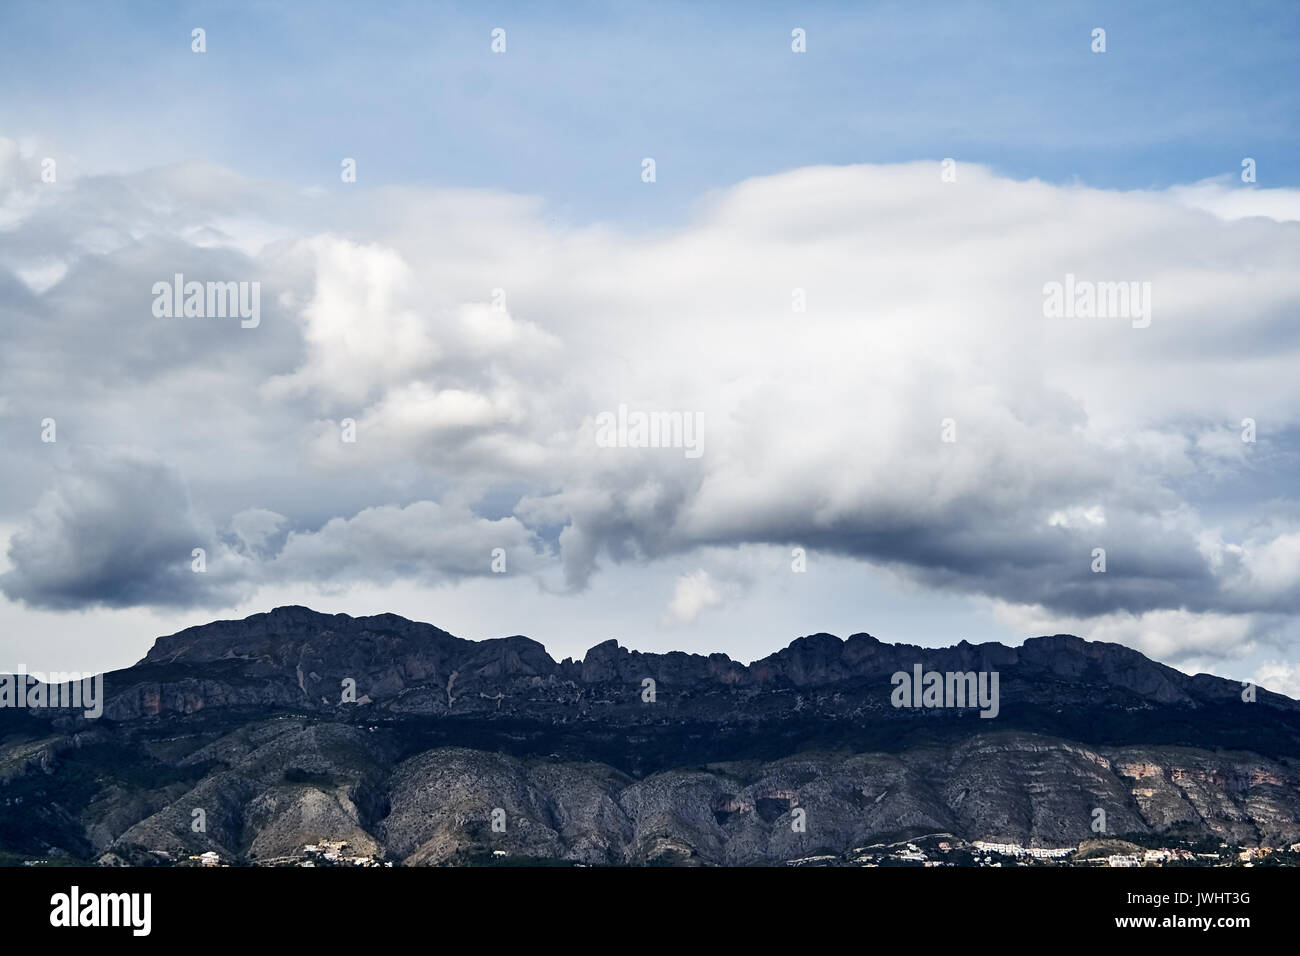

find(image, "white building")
[1027,847,1073,859]
[973,841,1026,856]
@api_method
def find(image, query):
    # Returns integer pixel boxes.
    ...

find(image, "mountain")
[2,605,1298,866]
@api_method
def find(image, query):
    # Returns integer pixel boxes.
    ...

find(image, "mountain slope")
[2,606,1298,865]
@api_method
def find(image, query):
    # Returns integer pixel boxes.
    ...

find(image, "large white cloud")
[3,147,1300,666]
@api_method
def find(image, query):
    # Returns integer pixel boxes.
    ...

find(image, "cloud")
[1170,178,1300,223]
[662,569,722,626]
[262,236,441,406]
[988,600,1272,666]
[228,508,289,559]
[0,455,548,608]
[3,155,1300,666]
[266,501,547,587]
[1251,661,1300,701]
[0,449,245,610]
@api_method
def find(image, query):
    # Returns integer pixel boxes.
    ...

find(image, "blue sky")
[2,0,1297,225]
[2,1,1300,689]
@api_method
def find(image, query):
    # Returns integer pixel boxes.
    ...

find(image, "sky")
[1,1,1299,695]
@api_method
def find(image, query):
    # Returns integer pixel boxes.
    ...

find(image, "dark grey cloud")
[0,449,244,610]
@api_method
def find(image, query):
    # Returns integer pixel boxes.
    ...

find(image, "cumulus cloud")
[3,152,1300,667]
[0,455,548,608]
[662,570,722,626]
[0,449,244,610]
[263,236,441,406]
[266,501,547,587]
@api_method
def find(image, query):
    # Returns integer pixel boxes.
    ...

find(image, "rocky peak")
[139,605,466,667]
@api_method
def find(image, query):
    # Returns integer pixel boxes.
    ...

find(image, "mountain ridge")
[129,603,1290,704]
[5,605,1300,866]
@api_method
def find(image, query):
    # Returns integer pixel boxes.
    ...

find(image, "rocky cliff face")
[2,606,1298,866]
